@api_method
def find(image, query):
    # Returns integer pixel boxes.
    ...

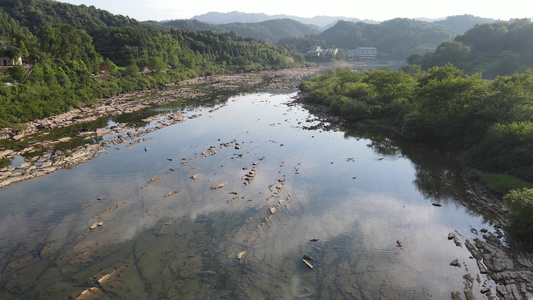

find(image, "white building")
[307,46,322,56]
[0,45,22,67]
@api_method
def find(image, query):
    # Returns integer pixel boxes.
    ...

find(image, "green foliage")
[433,15,497,34]
[482,174,533,193]
[420,41,471,70]
[7,65,26,81]
[483,51,524,78]
[415,65,487,143]
[467,122,533,181]
[414,19,533,78]
[504,188,533,250]
[160,18,321,44]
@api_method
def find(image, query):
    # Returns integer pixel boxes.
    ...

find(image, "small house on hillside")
[0,45,23,67]
[307,46,322,56]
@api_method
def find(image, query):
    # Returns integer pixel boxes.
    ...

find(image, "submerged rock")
[450,259,460,267]
[88,222,103,231]
[210,182,228,190]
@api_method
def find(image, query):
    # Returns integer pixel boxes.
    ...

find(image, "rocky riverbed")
[0,65,330,190]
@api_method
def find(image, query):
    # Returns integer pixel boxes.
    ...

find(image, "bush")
[339,100,371,121]
[400,111,428,140]
[504,188,533,250]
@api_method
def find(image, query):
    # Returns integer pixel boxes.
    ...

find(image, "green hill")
[433,14,498,34]
[159,18,321,43]
[315,19,457,60]
[408,18,533,78]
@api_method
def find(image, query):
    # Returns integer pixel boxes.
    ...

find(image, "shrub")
[339,100,371,121]
[504,188,533,251]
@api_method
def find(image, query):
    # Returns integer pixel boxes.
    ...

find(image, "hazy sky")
[58,0,532,21]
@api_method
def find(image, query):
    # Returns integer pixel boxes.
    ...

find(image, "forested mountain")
[433,14,497,34]
[310,19,457,60]
[0,0,307,127]
[156,19,223,33]
[407,18,533,78]
[163,13,496,60]
[159,18,321,43]
[0,0,138,34]
[192,11,494,33]
[192,11,365,28]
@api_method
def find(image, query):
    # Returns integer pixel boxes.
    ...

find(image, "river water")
[0,90,501,299]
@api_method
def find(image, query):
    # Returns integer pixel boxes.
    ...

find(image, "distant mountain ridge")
[192,11,497,33]
[192,11,375,28]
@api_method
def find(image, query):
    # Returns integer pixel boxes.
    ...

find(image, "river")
[0,86,511,299]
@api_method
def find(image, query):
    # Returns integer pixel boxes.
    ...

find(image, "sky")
[58,0,532,22]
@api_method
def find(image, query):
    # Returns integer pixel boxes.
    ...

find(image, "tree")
[123,61,139,77]
[406,53,423,65]
[104,57,118,75]
[483,51,523,78]
[414,64,488,143]
[421,41,471,71]
[148,57,167,73]
[8,65,26,82]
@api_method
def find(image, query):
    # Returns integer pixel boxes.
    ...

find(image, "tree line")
[299,65,533,249]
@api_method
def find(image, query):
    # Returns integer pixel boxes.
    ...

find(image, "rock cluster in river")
[0,110,186,189]
[0,66,328,190]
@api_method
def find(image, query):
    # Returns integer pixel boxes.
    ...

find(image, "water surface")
[0,91,499,299]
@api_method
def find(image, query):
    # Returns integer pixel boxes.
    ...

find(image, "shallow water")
[0,91,500,299]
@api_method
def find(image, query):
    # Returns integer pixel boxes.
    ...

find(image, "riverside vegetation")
[299,65,533,250]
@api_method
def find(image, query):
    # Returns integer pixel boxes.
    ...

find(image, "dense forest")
[156,14,495,58]
[160,18,322,43]
[408,19,533,78]
[299,65,533,249]
[0,0,308,127]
